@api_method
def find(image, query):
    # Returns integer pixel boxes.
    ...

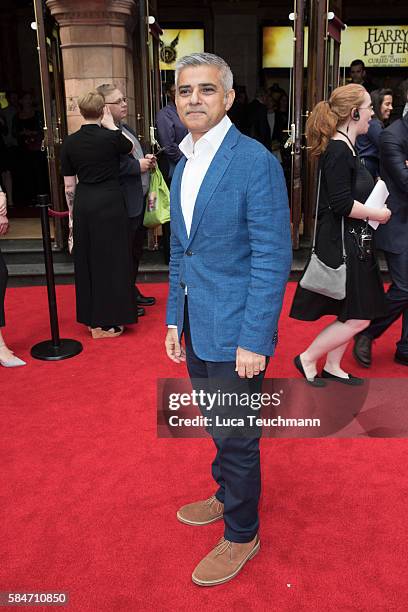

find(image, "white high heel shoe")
[0,345,26,368]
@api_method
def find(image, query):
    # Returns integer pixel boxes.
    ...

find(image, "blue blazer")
[166,124,292,362]
[375,115,408,254]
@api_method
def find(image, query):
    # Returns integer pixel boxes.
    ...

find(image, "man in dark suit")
[246,88,271,150]
[165,53,292,586]
[96,84,156,315]
[354,113,408,366]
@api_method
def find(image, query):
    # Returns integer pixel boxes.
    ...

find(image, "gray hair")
[175,53,234,93]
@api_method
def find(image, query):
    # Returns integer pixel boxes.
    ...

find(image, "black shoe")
[137,293,156,306]
[294,355,327,387]
[137,306,145,317]
[394,351,408,366]
[321,369,364,386]
[353,333,373,368]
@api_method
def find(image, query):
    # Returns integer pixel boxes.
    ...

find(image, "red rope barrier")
[48,208,69,218]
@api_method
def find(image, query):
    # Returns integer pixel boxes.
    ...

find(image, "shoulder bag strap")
[312,169,346,262]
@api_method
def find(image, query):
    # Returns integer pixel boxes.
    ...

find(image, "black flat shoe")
[294,355,327,387]
[137,294,156,306]
[321,369,364,386]
[394,351,408,366]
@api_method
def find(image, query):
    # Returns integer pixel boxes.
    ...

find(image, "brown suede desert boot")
[192,535,260,586]
[177,495,224,526]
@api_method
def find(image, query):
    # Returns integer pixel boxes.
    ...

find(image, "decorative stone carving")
[46,0,137,30]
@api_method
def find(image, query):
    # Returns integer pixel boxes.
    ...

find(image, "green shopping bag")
[143,167,170,228]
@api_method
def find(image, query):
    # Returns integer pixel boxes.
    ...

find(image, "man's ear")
[225,89,235,112]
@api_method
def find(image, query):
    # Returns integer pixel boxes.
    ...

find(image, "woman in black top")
[290,84,391,385]
[61,91,137,338]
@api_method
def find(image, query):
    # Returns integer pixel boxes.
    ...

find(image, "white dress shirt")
[168,114,232,325]
[178,115,232,237]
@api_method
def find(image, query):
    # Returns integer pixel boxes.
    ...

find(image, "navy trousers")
[364,248,408,356]
[183,302,264,543]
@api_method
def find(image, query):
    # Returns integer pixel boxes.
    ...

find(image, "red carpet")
[1,283,407,610]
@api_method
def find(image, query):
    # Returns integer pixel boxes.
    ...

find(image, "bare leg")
[300,319,370,379]
[324,342,350,378]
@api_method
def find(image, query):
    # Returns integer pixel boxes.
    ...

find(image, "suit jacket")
[166,124,292,362]
[375,115,408,254]
[247,99,271,150]
[119,123,145,218]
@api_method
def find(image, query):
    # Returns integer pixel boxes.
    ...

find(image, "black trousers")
[0,246,8,327]
[364,248,408,356]
[183,302,264,543]
[128,212,145,300]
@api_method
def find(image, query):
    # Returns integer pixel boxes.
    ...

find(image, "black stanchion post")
[31,194,83,361]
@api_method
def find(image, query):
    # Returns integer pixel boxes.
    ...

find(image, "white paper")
[364,179,389,230]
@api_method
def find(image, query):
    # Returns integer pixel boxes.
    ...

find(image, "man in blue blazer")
[165,53,292,586]
[354,113,408,366]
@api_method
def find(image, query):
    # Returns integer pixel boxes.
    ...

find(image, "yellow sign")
[262,27,308,68]
[340,26,408,68]
[262,25,408,69]
[159,29,205,71]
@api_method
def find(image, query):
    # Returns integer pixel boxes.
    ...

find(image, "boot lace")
[204,495,223,514]
[215,537,233,558]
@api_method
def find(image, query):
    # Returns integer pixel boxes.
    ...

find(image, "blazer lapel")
[171,157,188,244]
[187,125,240,245]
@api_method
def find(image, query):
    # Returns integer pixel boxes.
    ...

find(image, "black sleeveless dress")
[290,140,386,322]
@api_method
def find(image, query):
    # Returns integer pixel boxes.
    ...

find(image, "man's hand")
[139,157,155,173]
[235,347,266,379]
[0,215,9,236]
[165,328,186,363]
[146,153,157,169]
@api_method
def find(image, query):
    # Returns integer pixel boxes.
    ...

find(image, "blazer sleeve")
[366,119,382,150]
[380,129,408,196]
[156,109,183,164]
[119,153,141,178]
[237,149,292,356]
[165,163,185,326]
[322,144,355,217]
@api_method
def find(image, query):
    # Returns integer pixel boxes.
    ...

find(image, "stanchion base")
[31,339,83,361]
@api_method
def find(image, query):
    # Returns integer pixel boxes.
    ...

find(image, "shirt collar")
[179,115,232,159]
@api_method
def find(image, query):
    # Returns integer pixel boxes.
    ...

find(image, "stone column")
[46,0,137,133]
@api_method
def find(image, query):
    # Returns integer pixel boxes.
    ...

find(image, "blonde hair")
[78,91,105,120]
[306,84,366,156]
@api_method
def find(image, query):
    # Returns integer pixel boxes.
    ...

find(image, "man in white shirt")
[165,53,292,586]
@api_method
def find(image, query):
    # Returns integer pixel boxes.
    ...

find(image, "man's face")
[175,65,235,140]
[103,88,127,123]
[168,85,176,103]
[350,64,365,84]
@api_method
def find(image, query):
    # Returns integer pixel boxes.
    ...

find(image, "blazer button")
[180,281,186,289]
[186,250,193,256]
